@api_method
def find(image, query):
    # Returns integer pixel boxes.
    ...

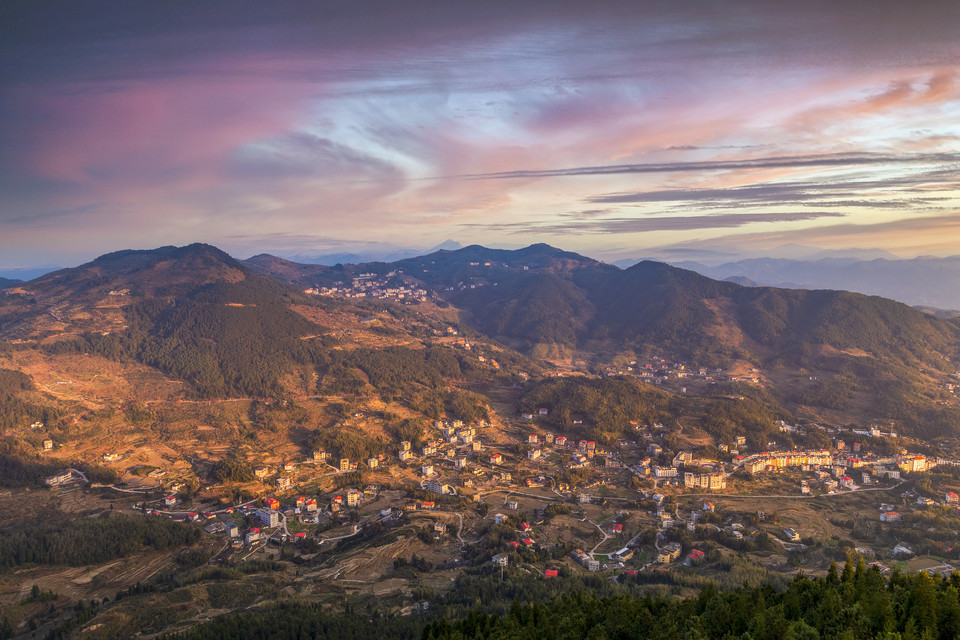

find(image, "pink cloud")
[785,69,960,136]
[14,69,316,202]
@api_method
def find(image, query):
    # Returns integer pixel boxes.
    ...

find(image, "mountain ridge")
[4,242,960,434]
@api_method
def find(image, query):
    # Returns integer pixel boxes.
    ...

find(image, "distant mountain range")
[655,255,960,312]
[279,239,464,266]
[612,244,900,269]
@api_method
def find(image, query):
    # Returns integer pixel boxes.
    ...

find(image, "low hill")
[243,253,331,286]
[0,244,330,398]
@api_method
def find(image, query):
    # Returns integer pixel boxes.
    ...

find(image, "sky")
[2,0,959,269]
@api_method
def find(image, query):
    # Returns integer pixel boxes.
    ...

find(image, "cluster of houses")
[146,485,409,552]
[449,339,502,369]
[625,447,729,490]
[878,490,960,525]
[738,447,933,494]
[598,358,755,388]
[396,421,485,482]
[304,271,429,303]
[509,431,633,471]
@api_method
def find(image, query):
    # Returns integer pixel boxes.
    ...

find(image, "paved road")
[587,519,610,559]
[448,511,480,544]
[476,488,565,503]
[679,479,905,500]
[91,481,161,494]
[322,525,361,543]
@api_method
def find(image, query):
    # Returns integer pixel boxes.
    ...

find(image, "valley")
[3,243,960,638]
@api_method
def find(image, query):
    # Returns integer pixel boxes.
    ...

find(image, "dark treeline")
[317,346,489,422]
[700,393,783,451]
[0,368,61,430]
[0,514,199,569]
[0,438,62,488]
[209,456,254,483]
[518,376,670,443]
[423,562,960,640]
[318,346,467,396]
[0,439,116,488]
[165,561,960,640]
[160,601,423,640]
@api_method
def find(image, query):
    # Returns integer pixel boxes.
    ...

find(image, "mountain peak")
[427,239,463,252]
[32,243,250,300]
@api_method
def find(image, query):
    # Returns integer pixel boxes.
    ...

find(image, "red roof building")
[545,569,559,578]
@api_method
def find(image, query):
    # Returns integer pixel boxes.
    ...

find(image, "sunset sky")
[2,0,959,269]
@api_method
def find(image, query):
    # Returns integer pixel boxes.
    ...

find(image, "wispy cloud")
[585,170,956,210]
[463,211,847,235]
[446,152,960,182]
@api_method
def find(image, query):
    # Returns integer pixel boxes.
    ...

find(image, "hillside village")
[38,408,960,581]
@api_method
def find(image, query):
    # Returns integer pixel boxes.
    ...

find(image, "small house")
[685,549,705,566]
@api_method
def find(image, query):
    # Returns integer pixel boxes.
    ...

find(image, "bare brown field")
[1,351,186,410]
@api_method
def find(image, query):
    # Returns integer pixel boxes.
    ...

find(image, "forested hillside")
[165,561,960,640]
[43,277,328,398]
[0,368,60,430]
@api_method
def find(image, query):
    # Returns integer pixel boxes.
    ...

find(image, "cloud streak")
[463,211,847,235]
[446,152,960,182]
